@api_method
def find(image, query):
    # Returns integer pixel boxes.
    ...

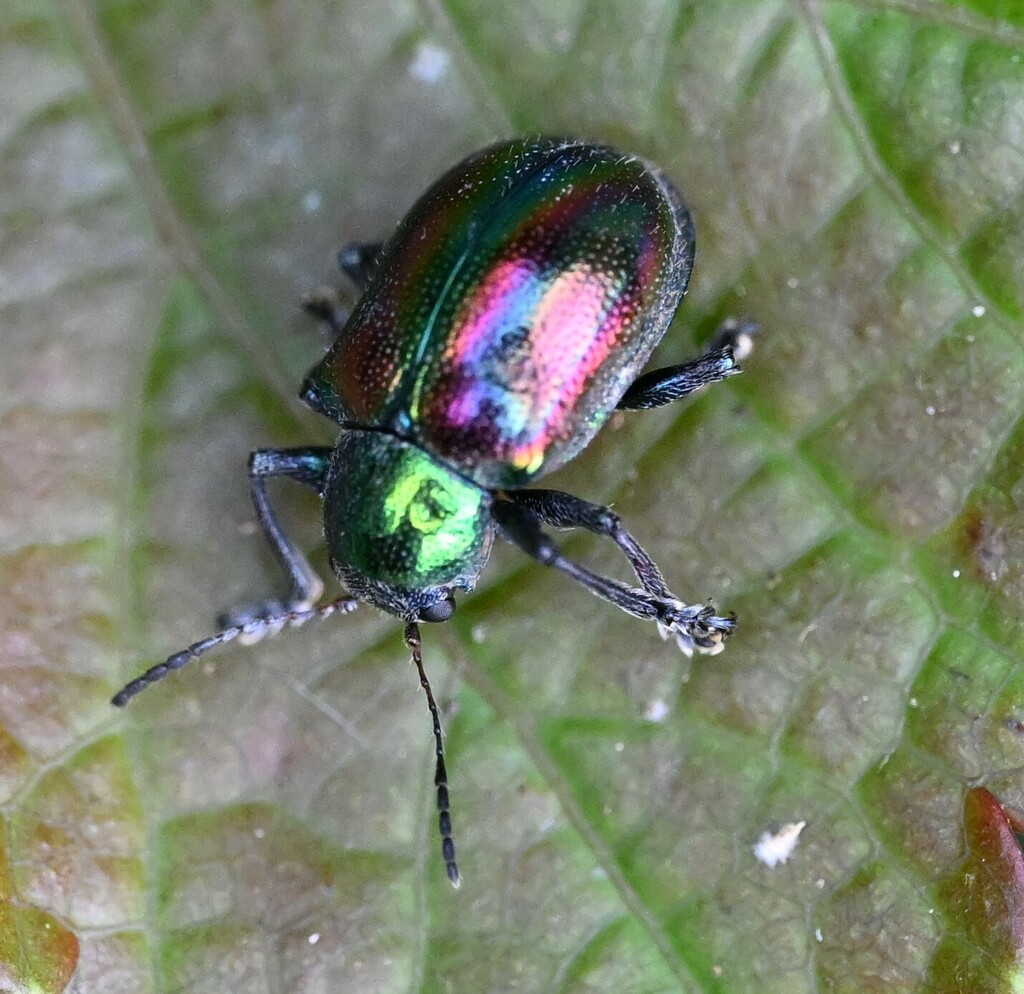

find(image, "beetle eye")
[421,596,456,623]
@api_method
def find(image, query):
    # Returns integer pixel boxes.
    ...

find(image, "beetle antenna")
[112,596,359,707]
[404,622,460,888]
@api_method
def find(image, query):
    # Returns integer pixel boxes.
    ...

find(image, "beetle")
[113,138,749,887]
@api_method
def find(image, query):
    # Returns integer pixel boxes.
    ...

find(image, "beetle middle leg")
[302,289,348,337]
[302,242,386,335]
[219,447,333,630]
[493,500,734,654]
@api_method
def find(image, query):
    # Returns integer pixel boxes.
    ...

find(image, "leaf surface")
[2,0,1023,991]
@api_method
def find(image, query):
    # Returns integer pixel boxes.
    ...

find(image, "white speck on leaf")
[409,43,451,83]
[645,699,670,722]
[753,820,806,867]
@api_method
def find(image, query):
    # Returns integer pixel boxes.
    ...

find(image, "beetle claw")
[657,601,736,657]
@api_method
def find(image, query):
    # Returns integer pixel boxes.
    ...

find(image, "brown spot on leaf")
[926,787,1024,991]
[959,502,1012,585]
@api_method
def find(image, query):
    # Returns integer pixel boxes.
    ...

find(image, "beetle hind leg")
[616,319,758,412]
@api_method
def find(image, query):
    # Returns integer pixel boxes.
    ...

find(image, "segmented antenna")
[404,622,460,888]
[111,596,360,706]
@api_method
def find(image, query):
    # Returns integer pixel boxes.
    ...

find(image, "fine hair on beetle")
[113,138,754,888]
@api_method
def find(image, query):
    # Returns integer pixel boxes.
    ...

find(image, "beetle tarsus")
[217,596,321,645]
[709,317,759,362]
[616,344,740,411]
[656,601,736,657]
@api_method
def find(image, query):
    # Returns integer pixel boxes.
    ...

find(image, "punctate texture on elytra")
[304,139,695,488]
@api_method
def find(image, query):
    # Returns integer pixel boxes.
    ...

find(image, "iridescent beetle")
[114,138,750,887]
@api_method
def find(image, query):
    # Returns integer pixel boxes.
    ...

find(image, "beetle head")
[325,430,493,622]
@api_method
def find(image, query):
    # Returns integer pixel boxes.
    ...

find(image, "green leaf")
[2,0,1023,991]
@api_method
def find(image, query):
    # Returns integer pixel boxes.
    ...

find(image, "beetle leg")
[112,448,351,706]
[616,345,737,411]
[218,447,333,631]
[337,241,385,291]
[503,488,672,600]
[616,321,757,412]
[493,500,734,655]
[302,287,348,337]
[301,242,386,335]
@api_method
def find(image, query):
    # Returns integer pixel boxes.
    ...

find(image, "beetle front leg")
[113,446,351,705]
[493,501,734,655]
[219,447,333,630]
[503,488,673,600]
